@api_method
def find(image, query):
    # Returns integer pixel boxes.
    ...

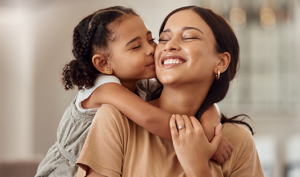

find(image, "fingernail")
[172,114,175,117]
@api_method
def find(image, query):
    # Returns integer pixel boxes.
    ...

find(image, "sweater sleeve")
[76,104,129,177]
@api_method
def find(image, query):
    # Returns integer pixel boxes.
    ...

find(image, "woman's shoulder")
[220,123,264,176]
[222,123,252,139]
[98,104,122,114]
[93,104,128,126]
[222,123,254,149]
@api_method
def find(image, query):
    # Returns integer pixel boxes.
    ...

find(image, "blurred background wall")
[0,0,299,176]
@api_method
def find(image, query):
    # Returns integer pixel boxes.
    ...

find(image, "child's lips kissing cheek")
[146,61,155,69]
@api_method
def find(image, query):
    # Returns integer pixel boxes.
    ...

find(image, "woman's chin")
[157,75,180,86]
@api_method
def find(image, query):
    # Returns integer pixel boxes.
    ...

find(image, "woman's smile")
[160,55,186,68]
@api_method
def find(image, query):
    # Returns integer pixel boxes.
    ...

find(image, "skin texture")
[82,13,231,177]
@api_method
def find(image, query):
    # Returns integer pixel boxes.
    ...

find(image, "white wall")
[0,7,35,158]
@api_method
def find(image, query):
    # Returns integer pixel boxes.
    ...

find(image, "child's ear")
[214,52,231,75]
[92,54,113,75]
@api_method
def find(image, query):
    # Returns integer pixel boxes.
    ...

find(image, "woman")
[77,6,264,177]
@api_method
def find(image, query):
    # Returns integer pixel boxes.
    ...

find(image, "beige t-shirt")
[77,104,264,177]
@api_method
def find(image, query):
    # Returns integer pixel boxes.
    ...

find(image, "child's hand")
[211,137,233,163]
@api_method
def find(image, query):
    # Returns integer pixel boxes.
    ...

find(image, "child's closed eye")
[132,45,141,49]
[149,38,156,42]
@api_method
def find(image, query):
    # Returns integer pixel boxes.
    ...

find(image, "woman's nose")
[164,39,181,52]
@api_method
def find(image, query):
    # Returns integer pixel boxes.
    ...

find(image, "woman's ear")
[215,52,231,74]
[92,54,113,75]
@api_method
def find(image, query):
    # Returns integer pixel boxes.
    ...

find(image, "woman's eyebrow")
[162,29,171,33]
[161,27,203,34]
[125,31,152,47]
[182,26,203,34]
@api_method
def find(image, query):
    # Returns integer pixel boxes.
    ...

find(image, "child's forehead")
[109,16,151,44]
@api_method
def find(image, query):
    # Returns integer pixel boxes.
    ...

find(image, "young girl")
[35,6,232,177]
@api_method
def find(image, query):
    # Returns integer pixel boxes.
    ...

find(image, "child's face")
[108,16,156,81]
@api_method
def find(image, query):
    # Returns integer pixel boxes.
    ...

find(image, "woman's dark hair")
[159,6,253,134]
[62,6,138,90]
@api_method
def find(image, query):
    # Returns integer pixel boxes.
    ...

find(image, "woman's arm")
[83,83,173,141]
[170,114,222,177]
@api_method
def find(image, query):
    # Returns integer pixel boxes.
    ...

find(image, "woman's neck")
[154,84,210,116]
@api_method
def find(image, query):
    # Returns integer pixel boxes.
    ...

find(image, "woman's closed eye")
[183,36,199,40]
[158,38,170,43]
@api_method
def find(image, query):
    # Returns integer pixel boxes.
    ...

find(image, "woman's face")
[155,10,219,86]
[108,16,156,81]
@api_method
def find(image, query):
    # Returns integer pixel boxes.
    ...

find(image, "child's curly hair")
[62,6,138,90]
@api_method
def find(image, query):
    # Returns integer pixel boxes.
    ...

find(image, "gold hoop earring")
[215,70,220,80]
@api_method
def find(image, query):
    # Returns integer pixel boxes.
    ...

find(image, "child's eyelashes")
[149,38,156,42]
[132,45,141,49]
[132,38,156,50]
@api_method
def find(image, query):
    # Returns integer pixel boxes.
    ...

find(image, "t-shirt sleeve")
[76,104,129,177]
[76,74,121,113]
[224,124,265,177]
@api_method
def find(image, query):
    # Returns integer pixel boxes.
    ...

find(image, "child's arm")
[200,103,221,142]
[83,83,227,144]
[82,83,173,141]
[201,104,233,163]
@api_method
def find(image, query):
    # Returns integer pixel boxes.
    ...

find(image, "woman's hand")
[170,114,222,177]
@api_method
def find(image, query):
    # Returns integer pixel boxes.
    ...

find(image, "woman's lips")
[161,55,186,68]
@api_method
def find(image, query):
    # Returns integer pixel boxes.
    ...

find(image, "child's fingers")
[181,115,193,130]
[217,156,225,164]
[170,114,179,139]
[175,114,185,132]
[226,147,232,157]
[210,124,222,152]
[215,123,222,136]
[229,142,234,151]
[223,152,229,161]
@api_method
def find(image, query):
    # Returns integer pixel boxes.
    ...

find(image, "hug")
[35,5,264,177]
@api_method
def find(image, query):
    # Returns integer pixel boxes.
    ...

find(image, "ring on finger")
[178,125,185,130]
